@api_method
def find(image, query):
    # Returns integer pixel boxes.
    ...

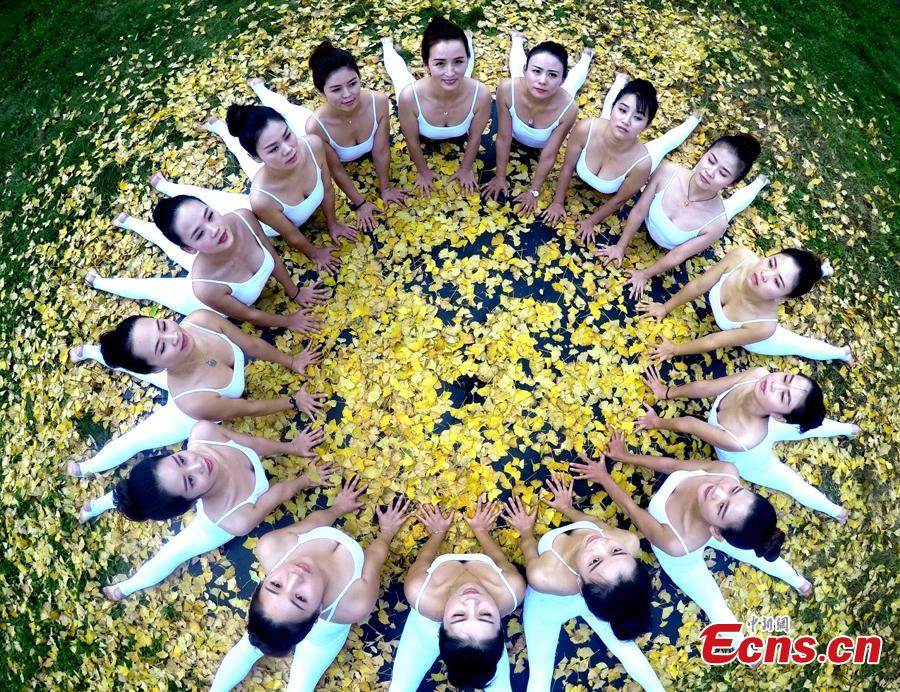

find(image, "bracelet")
[292,284,302,300]
[350,200,366,211]
[665,386,670,400]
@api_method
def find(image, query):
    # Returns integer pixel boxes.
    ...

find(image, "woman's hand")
[290,343,323,375]
[543,472,575,512]
[570,452,611,484]
[449,167,478,195]
[541,201,567,226]
[465,497,502,534]
[376,496,414,540]
[290,384,328,419]
[354,202,381,233]
[285,309,323,335]
[293,280,331,307]
[309,246,342,276]
[501,495,536,533]
[414,168,440,198]
[604,428,630,461]
[332,475,367,515]
[416,505,455,536]
[102,585,125,602]
[575,217,598,244]
[636,299,667,321]
[593,243,625,267]
[635,404,663,431]
[641,365,669,401]
[514,191,538,216]
[480,174,509,201]
[624,269,649,300]
[328,221,360,244]
[287,424,326,459]
[649,338,678,362]
[66,460,83,477]
[381,187,408,207]
[296,460,337,489]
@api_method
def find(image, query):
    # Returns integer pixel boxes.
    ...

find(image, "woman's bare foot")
[112,212,129,228]
[796,579,814,599]
[102,585,126,602]
[247,77,263,90]
[150,171,164,189]
[67,460,83,477]
[85,268,97,287]
[582,48,595,59]
[615,70,630,82]
[691,109,704,121]
[836,507,849,524]
[79,500,93,525]
[199,115,221,132]
[381,37,393,50]
[68,345,85,363]
[843,346,854,366]
[509,29,525,40]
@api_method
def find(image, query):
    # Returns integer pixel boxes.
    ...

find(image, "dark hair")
[525,41,568,78]
[779,248,825,298]
[581,560,652,640]
[99,315,154,374]
[612,78,659,125]
[782,375,826,432]
[720,493,785,561]
[438,623,505,689]
[225,104,286,158]
[152,195,199,248]
[309,41,360,92]
[247,583,319,657]
[709,133,761,183]
[421,16,469,65]
[112,455,193,521]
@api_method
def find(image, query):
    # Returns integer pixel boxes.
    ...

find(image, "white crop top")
[414,553,519,613]
[310,91,378,162]
[509,79,574,149]
[708,257,779,331]
[413,82,480,140]
[576,119,650,195]
[251,137,324,226]
[646,170,726,249]
[536,521,606,576]
[171,323,246,403]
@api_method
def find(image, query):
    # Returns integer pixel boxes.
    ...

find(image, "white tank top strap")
[190,438,269,527]
[249,187,287,206]
[537,521,605,577]
[583,118,595,149]
[660,168,680,192]
[171,323,243,400]
[620,151,651,178]
[651,469,738,554]
[710,379,765,452]
[309,112,337,148]
[466,82,480,116]
[411,83,424,115]
[414,553,518,613]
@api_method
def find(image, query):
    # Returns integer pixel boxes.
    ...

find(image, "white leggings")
[652,539,805,647]
[208,84,315,182]
[599,73,701,174]
[508,34,593,98]
[522,588,663,692]
[388,607,512,691]
[743,325,850,361]
[210,621,351,692]
[382,31,475,99]
[152,176,279,238]
[74,347,196,476]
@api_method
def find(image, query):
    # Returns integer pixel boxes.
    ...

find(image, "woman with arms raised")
[481,34,593,214]
[382,16,492,197]
[67,309,326,478]
[389,499,526,691]
[502,478,663,691]
[88,195,327,333]
[91,421,331,600]
[210,478,412,691]
[638,365,857,521]
[594,134,769,300]
[638,245,853,362]
[573,430,812,649]
[542,74,701,240]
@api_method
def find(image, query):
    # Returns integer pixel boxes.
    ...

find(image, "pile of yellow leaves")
[1,0,896,690]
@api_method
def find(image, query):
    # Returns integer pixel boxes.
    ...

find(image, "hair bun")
[820,260,833,278]
[225,103,250,136]
[757,528,786,562]
[610,607,653,641]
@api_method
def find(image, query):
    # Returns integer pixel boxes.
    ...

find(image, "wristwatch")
[529,189,540,198]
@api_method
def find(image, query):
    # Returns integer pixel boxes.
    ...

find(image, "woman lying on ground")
[210,479,412,692]
[89,195,327,333]
[594,134,769,300]
[542,73,701,240]
[389,500,526,691]
[481,33,593,214]
[93,421,331,600]
[638,365,857,521]
[573,430,812,649]
[637,245,853,362]
[503,478,663,691]
[67,309,326,478]
[382,16,492,197]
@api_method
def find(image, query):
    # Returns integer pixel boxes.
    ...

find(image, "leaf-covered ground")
[1,0,897,690]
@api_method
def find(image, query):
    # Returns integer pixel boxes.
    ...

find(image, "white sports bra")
[413,82,480,140]
[647,469,738,554]
[646,170,726,249]
[189,214,274,306]
[414,553,519,614]
[707,377,776,464]
[171,323,245,403]
[576,119,650,195]
[192,438,269,535]
[270,527,366,622]
[251,137,324,226]
[708,257,779,331]
[310,91,378,162]
[536,521,606,577]
[509,79,574,149]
